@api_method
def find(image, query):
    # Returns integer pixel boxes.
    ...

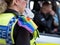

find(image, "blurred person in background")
[34,2,59,34]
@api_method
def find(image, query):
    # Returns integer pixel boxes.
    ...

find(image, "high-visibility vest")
[30,29,39,45]
[0,13,39,45]
[0,13,18,45]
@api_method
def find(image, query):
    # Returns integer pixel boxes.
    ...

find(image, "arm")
[50,10,59,26]
[53,14,59,26]
[13,23,30,45]
[50,11,59,32]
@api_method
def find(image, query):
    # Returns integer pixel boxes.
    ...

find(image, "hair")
[0,0,7,13]
[42,2,51,7]
[5,0,13,6]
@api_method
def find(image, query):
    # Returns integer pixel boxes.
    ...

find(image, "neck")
[8,6,22,14]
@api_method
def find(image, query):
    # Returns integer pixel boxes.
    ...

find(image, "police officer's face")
[14,0,28,13]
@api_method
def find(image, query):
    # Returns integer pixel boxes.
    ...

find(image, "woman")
[0,0,31,45]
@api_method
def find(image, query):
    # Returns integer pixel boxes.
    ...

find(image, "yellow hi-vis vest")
[30,29,39,45]
[0,13,18,45]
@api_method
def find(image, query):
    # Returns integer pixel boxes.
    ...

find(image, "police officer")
[0,0,39,45]
[0,0,32,45]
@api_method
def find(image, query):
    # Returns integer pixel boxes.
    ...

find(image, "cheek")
[19,2,27,13]
[46,8,50,12]
[22,2,26,8]
[20,1,26,8]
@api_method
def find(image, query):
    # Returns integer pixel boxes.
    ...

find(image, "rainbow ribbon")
[18,16,38,33]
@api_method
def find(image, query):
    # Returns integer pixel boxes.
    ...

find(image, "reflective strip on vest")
[0,13,18,45]
[6,17,17,45]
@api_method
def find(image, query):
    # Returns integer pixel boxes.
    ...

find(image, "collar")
[4,9,20,18]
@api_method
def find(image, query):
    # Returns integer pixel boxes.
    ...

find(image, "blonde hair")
[0,0,7,13]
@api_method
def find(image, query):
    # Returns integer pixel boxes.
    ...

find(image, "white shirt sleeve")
[53,14,59,26]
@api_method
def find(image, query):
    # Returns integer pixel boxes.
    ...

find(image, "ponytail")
[0,0,7,13]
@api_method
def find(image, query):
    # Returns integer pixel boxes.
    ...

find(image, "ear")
[14,0,20,5]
